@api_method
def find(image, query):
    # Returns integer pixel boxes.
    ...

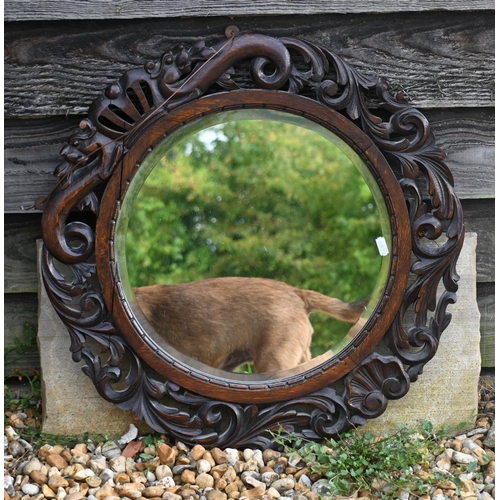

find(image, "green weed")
[271,421,449,499]
[4,373,41,414]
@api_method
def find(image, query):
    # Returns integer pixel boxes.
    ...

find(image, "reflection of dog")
[134,277,368,373]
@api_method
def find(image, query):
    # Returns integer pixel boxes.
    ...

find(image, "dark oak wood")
[5,0,493,22]
[5,11,494,118]
[95,91,411,404]
[39,32,464,443]
[4,0,496,397]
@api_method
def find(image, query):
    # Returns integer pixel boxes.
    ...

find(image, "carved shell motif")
[344,353,411,420]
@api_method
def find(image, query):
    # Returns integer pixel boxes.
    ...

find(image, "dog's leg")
[299,319,313,365]
[300,347,312,364]
[253,319,313,373]
[253,345,305,373]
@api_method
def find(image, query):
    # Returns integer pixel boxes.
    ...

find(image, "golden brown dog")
[133,277,367,373]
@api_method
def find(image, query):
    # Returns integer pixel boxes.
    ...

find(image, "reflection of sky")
[185,126,227,154]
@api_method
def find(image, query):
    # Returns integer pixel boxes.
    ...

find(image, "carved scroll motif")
[41,32,464,444]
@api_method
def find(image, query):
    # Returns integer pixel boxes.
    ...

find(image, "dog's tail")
[299,290,369,323]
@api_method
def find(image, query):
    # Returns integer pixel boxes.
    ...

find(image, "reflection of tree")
[126,120,382,355]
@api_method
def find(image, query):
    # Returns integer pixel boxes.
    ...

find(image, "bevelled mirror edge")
[115,107,395,378]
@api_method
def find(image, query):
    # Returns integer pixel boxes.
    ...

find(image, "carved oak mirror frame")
[40,29,464,448]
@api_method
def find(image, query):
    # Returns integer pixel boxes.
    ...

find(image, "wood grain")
[4,6,496,372]
[462,199,495,284]
[4,117,80,213]
[4,293,40,376]
[424,108,494,200]
[5,0,494,22]
[4,214,42,294]
[5,11,494,117]
[4,108,494,214]
[4,198,494,296]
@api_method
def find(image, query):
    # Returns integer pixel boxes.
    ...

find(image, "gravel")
[3,376,495,500]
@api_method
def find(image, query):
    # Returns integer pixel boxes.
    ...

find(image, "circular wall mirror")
[117,109,392,378]
[40,31,464,446]
[96,90,411,403]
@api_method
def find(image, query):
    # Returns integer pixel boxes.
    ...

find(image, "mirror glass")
[116,109,391,377]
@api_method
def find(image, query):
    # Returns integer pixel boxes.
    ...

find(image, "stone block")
[362,232,481,435]
[37,241,136,436]
[38,234,480,437]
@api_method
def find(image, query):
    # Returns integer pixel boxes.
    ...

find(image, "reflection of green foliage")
[126,120,383,356]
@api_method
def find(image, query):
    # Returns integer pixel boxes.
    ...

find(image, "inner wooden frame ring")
[96,89,412,404]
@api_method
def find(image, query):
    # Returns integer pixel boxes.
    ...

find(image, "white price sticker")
[375,236,389,256]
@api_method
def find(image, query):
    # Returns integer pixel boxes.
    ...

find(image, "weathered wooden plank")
[4,107,494,214]
[4,198,494,294]
[4,293,40,376]
[4,0,494,22]
[5,11,494,117]
[4,214,42,294]
[4,294,39,346]
[477,282,494,367]
[424,108,494,200]
[2,279,494,374]
[4,117,78,213]
[5,352,40,378]
[462,199,495,284]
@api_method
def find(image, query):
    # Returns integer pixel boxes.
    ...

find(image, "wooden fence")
[4,1,495,374]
